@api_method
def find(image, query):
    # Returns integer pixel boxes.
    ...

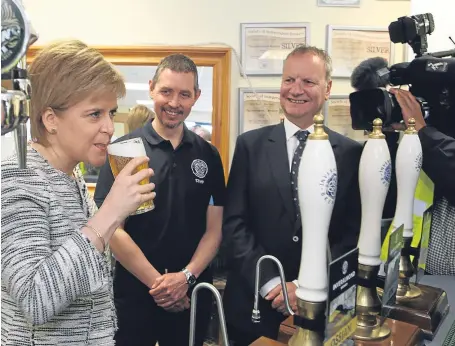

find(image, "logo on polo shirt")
[191,159,208,182]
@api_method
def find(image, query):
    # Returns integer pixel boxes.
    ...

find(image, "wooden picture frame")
[27,45,232,180]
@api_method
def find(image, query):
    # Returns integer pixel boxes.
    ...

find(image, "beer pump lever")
[353,118,393,341]
[1,0,38,169]
[379,118,450,340]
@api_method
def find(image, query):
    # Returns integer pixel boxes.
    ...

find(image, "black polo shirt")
[94,121,225,295]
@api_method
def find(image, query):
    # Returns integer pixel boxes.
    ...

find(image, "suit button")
[293,236,299,242]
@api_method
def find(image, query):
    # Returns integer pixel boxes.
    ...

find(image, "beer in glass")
[107,137,154,214]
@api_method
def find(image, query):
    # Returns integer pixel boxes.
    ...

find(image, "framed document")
[238,88,283,134]
[241,22,311,76]
[326,26,394,78]
[323,95,368,142]
[317,0,360,7]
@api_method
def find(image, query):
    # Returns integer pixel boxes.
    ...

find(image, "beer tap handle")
[392,118,422,239]
[296,115,337,303]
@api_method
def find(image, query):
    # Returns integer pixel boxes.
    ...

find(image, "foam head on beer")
[107,138,147,176]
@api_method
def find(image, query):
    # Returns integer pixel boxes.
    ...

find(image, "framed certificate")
[240,22,311,76]
[323,95,368,142]
[238,88,283,134]
[317,0,360,7]
[326,25,394,78]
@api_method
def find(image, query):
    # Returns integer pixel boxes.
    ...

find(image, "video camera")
[349,13,455,133]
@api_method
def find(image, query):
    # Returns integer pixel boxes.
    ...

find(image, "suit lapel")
[293,126,340,233]
[266,123,296,223]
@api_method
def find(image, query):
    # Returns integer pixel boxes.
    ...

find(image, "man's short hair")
[285,45,333,81]
[152,54,199,93]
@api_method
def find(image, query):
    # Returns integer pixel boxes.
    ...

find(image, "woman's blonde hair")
[127,105,154,132]
[28,39,126,145]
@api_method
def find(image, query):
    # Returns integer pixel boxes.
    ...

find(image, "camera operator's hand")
[389,88,426,131]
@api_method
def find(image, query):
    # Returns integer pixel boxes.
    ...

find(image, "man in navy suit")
[222,45,363,345]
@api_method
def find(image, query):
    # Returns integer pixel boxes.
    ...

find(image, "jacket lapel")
[266,123,296,223]
[325,126,341,163]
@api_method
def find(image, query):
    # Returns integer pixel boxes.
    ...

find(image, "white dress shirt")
[259,118,314,297]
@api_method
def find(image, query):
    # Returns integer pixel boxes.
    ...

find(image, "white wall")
[3,0,411,161]
[410,0,454,58]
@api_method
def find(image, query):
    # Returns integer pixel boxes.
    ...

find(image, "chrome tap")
[189,282,229,346]
[2,87,29,168]
[1,0,38,169]
[252,255,294,323]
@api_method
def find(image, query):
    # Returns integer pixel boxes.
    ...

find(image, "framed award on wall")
[317,0,360,7]
[323,95,368,142]
[238,88,283,134]
[240,22,311,76]
[326,25,394,78]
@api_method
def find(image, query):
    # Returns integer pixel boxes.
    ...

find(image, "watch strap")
[182,268,196,286]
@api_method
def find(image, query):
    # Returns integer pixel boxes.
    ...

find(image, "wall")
[3,0,411,161]
[410,0,454,58]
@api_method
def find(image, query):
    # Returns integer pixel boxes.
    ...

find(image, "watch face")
[188,276,196,286]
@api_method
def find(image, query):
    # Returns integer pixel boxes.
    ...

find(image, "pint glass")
[107,137,154,215]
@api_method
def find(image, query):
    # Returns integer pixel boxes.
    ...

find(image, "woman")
[127,104,155,133]
[1,39,155,345]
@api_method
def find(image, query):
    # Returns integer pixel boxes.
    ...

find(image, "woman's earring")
[50,128,57,134]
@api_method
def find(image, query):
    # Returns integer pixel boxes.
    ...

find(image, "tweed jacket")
[1,147,116,346]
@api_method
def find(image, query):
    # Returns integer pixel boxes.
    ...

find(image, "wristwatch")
[182,268,197,287]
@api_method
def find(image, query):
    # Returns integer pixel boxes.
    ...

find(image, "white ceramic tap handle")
[296,115,337,303]
[358,119,392,266]
[392,118,422,239]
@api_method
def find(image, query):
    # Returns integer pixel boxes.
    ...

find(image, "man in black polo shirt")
[94,54,225,346]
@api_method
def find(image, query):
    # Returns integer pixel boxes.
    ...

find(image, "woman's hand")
[104,156,156,222]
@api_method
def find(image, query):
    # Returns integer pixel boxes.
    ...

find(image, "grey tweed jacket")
[1,147,116,345]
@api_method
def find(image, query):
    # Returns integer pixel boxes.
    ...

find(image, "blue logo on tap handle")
[320,168,337,205]
[380,159,392,187]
